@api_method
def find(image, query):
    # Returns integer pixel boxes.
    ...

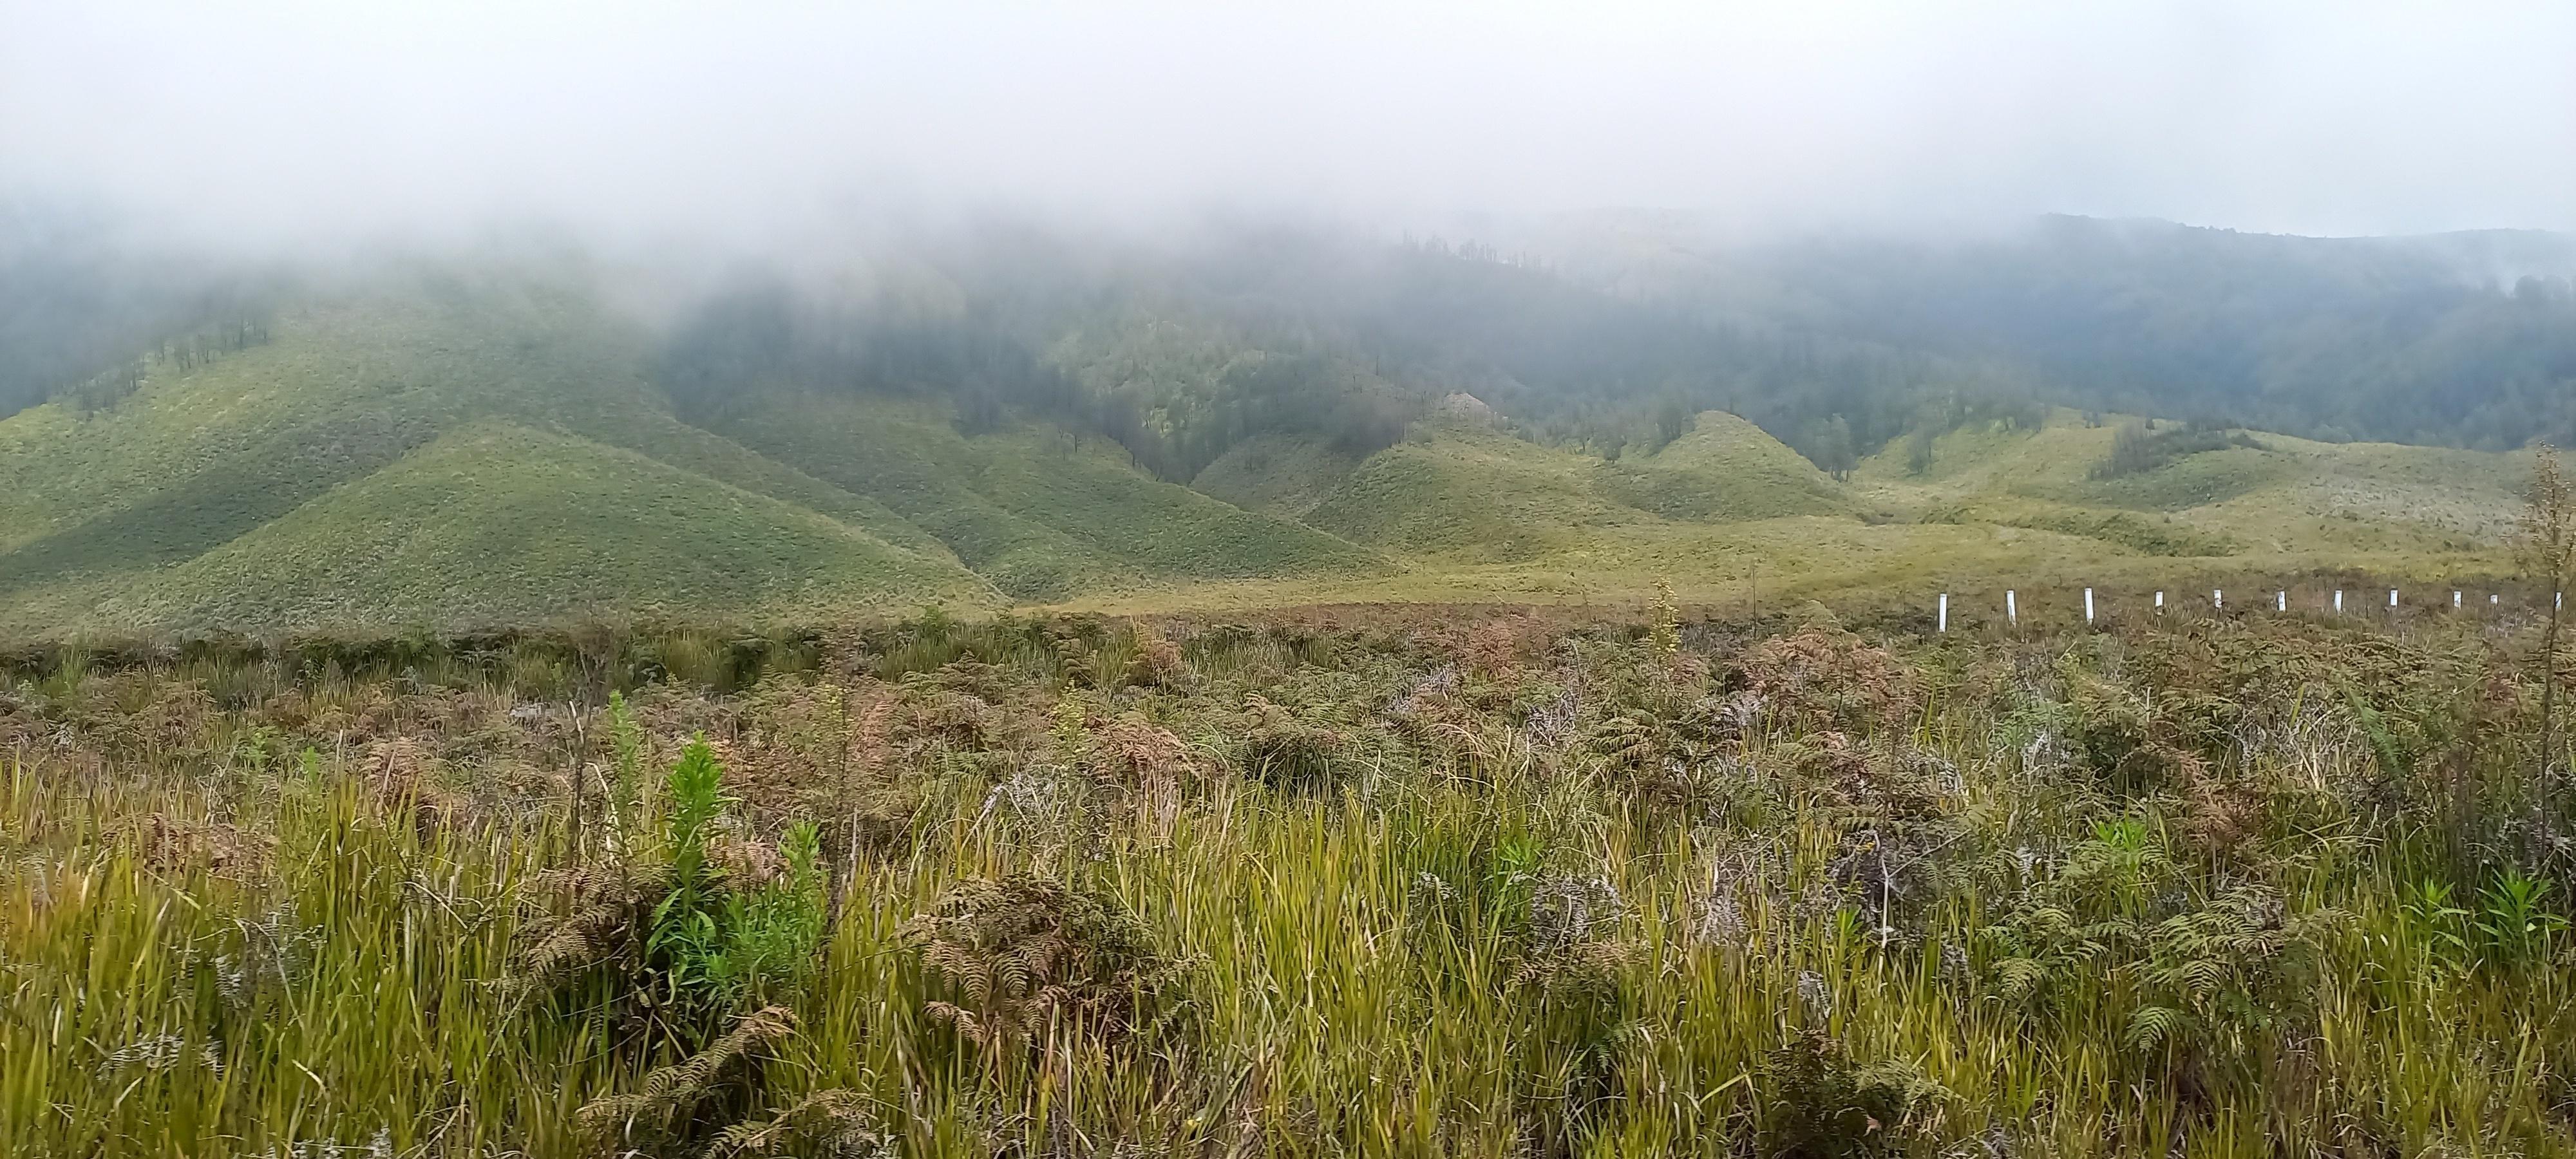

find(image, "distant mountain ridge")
[0,216,2559,634]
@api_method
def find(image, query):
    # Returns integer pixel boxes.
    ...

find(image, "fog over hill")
[3,3,2571,628]
[0,218,2552,632]
[9,208,2573,465]
[7,2,2571,458]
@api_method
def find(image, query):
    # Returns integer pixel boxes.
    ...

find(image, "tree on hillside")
[2101,422,2157,478]
[1650,394,1693,454]
[1904,424,1937,476]
[2525,444,2575,835]
[1802,415,1857,481]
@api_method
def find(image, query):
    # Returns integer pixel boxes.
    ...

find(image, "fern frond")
[2126,1004,2183,1054]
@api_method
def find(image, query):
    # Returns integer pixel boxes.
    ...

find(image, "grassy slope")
[0,284,954,581]
[1070,411,2532,617]
[1595,411,1852,521]
[1305,424,1658,561]
[1155,417,2041,612]
[0,283,990,628]
[1305,412,1856,565]
[82,422,998,633]
[0,277,2538,634]
[697,391,1388,600]
[1853,411,2530,565]
[1190,434,1363,520]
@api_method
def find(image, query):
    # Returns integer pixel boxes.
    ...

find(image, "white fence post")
[2277,590,2286,612]
[2155,590,2165,612]
[2006,590,2018,627]
[2213,588,2223,610]
[2454,590,2462,608]
[2389,588,2398,609]
[1938,592,1948,633]
[2084,587,2095,623]
[2334,590,2344,613]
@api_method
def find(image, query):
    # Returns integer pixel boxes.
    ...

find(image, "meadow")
[0,281,2542,637]
[5,598,2574,1157]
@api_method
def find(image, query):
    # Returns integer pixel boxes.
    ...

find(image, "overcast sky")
[5,0,2571,248]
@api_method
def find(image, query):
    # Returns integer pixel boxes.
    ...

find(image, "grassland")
[8,249,2573,1159]
[0,275,2543,638]
[696,392,1387,601]
[83,422,999,631]
[5,607,2574,1156]
[1191,434,1365,520]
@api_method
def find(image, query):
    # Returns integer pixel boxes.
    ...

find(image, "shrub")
[1759,1029,1950,1158]
[1729,629,1918,737]
[515,739,831,1044]
[2090,419,2267,480]
[1236,694,1350,791]
[904,874,1174,1055]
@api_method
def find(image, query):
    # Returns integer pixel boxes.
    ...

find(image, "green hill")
[0,279,1392,630]
[80,422,996,633]
[1854,410,2532,559]
[1595,411,1852,521]
[0,267,2543,637]
[1190,434,1364,520]
[0,286,944,593]
[1305,424,1658,561]
[1300,413,1853,563]
[696,391,1387,599]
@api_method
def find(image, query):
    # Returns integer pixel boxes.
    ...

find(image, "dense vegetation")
[639,215,2576,468]
[2089,421,2270,481]
[0,207,277,419]
[11,211,2574,475]
[1707,218,2576,453]
[6,604,2576,1156]
[0,209,2560,633]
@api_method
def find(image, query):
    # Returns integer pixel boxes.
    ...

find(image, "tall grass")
[3,610,2572,1156]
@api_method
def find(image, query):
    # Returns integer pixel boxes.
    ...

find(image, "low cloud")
[4,1,2572,250]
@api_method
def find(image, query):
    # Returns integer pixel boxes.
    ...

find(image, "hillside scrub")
[5,609,2576,1156]
[2090,420,2271,482]
[0,272,2544,632]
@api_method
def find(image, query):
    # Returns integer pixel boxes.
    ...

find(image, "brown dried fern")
[578,1004,797,1144]
[710,1087,888,1156]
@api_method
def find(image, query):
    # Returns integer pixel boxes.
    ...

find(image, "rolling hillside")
[1855,416,2532,559]
[84,422,998,632]
[0,267,2545,637]
[692,391,1387,599]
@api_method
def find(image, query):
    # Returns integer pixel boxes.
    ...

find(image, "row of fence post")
[1940,587,2565,630]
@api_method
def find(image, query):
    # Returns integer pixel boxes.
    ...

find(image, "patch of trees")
[32,205,2566,482]
[1703,217,2576,453]
[59,315,274,415]
[1160,231,2034,473]
[1376,217,2576,464]
[651,216,2576,485]
[657,280,1086,431]
[1,208,278,420]
[654,279,1417,484]
[2089,419,2269,480]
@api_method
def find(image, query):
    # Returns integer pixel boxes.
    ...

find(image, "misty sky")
[5,1,2572,247]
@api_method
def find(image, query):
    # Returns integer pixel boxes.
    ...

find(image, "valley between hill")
[0,279,2537,637]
